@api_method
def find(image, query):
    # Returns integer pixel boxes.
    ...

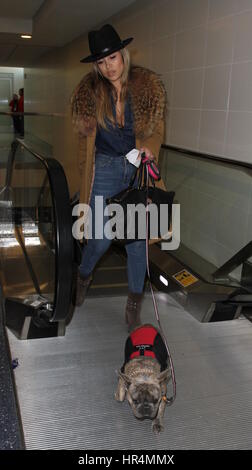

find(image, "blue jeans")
[79,153,147,294]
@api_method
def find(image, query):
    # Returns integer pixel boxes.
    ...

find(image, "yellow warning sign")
[172,269,198,287]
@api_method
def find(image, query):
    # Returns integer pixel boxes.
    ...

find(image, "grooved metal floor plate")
[7,294,252,450]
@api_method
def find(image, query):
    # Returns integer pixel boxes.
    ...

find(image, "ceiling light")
[21,35,32,39]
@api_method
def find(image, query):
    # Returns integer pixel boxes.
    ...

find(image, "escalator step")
[86,246,128,296]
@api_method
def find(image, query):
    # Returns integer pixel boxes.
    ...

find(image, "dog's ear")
[117,370,132,388]
[158,368,171,384]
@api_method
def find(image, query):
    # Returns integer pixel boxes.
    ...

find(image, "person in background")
[8,93,19,134]
[17,88,24,138]
[71,24,166,331]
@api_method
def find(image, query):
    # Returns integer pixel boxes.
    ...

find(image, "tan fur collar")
[71,66,166,140]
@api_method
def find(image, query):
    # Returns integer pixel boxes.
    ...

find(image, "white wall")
[24,0,252,165]
[0,67,24,129]
[0,67,24,98]
[111,0,252,164]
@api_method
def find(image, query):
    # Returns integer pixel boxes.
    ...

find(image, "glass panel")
[0,109,24,136]
[159,147,252,291]
[0,114,12,134]
[0,140,55,304]
[24,116,53,158]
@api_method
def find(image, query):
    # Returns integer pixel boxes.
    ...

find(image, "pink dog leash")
[143,159,177,405]
[141,154,161,181]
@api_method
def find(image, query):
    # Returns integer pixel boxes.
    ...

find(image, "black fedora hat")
[80,24,133,63]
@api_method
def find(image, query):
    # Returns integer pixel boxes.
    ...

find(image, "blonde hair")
[92,48,131,129]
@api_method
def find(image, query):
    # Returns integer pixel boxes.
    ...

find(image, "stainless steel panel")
[7,293,252,449]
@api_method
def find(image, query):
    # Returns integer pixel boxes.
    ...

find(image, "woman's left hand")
[140,147,155,161]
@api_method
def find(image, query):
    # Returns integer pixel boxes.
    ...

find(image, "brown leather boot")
[73,273,92,307]
[125,292,143,332]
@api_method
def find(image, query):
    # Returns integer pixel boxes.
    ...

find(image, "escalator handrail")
[5,138,73,323]
[161,144,252,172]
[0,111,65,117]
[213,241,252,281]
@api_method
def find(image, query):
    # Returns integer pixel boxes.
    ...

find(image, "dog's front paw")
[152,420,164,434]
[114,390,123,402]
[115,377,126,402]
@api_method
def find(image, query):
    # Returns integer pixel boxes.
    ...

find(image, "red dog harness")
[121,325,168,373]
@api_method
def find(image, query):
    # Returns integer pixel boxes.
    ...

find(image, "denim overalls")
[79,96,147,294]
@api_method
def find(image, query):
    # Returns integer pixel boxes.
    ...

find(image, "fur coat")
[71,65,167,241]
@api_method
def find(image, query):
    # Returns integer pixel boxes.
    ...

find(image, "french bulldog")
[115,324,171,434]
